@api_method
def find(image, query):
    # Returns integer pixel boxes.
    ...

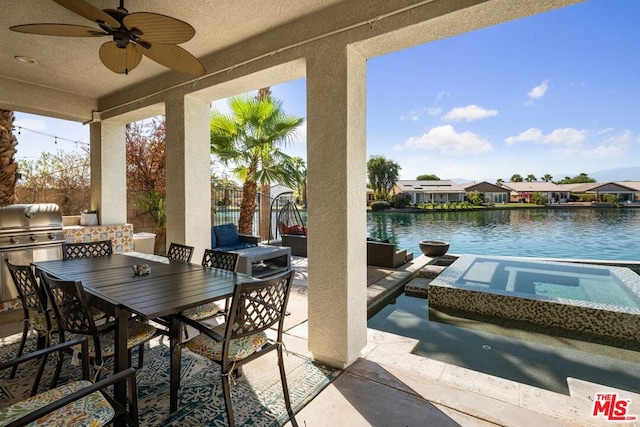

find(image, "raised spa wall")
[411,255,640,344]
[427,285,640,343]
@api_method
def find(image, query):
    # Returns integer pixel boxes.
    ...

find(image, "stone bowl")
[419,240,450,257]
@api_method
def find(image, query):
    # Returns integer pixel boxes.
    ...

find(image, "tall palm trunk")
[238,180,257,235]
[0,110,18,205]
[259,184,271,241]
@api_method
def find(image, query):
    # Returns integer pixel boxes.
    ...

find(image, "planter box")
[80,213,98,226]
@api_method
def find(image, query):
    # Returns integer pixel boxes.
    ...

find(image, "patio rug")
[0,334,339,426]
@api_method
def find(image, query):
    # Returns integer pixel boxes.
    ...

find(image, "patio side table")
[232,245,291,277]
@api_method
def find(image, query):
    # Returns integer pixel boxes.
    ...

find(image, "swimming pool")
[427,255,640,342]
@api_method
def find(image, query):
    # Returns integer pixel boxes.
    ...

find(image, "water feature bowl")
[419,240,450,257]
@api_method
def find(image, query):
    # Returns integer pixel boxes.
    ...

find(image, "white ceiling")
[1,0,342,100]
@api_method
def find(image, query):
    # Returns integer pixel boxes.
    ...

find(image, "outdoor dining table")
[32,253,257,418]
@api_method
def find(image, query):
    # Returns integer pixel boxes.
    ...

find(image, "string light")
[15,125,88,148]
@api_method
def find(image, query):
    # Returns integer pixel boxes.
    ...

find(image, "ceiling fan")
[10,0,206,76]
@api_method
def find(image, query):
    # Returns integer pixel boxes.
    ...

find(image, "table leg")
[113,307,130,427]
[169,316,181,413]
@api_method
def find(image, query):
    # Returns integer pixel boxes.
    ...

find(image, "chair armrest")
[172,313,225,342]
[239,234,260,245]
[0,337,87,371]
[393,249,407,265]
[5,367,138,427]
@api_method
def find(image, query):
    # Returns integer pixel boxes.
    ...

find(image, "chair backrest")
[62,240,113,260]
[39,271,98,337]
[201,249,239,272]
[5,259,49,320]
[225,269,294,345]
[167,242,194,263]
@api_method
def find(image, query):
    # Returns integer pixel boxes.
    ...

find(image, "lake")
[367,208,640,261]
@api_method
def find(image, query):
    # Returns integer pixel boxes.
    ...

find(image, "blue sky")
[15,0,640,183]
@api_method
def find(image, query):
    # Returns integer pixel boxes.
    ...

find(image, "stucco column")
[90,121,126,225]
[307,45,367,368]
[164,94,212,262]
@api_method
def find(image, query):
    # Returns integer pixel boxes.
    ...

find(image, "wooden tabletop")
[33,254,254,319]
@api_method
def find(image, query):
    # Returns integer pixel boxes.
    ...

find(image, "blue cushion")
[216,242,258,251]
[214,223,240,247]
[211,227,217,248]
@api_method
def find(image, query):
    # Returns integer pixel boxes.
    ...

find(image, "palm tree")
[291,156,307,208]
[0,109,18,205]
[510,173,523,182]
[542,174,553,182]
[525,174,537,182]
[495,178,504,186]
[210,91,304,236]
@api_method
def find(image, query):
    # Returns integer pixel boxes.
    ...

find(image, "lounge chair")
[366,239,413,268]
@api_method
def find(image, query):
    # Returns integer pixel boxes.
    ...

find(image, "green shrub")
[531,192,548,205]
[392,192,411,208]
[370,201,390,211]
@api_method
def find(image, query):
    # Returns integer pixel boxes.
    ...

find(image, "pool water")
[367,294,640,395]
[452,256,640,309]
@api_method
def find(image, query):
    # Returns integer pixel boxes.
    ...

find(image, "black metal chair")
[166,242,194,263]
[39,271,157,384]
[4,259,56,387]
[175,269,298,426]
[178,249,239,339]
[0,337,140,426]
[62,240,113,260]
[201,249,239,272]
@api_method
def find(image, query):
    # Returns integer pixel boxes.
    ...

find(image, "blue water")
[443,255,640,309]
[367,208,640,261]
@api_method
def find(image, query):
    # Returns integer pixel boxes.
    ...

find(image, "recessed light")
[14,56,38,64]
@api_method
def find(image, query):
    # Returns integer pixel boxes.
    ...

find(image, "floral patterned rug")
[0,333,338,426]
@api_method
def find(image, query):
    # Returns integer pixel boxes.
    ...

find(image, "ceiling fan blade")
[99,41,142,74]
[136,43,205,76]
[10,23,106,37]
[52,0,120,28]
[124,13,195,44]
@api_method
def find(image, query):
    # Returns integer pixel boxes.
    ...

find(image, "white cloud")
[13,118,47,131]
[401,106,442,121]
[400,110,422,121]
[434,91,450,103]
[443,105,498,122]
[528,80,549,99]
[404,125,493,156]
[505,127,586,147]
[596,127,615,136]
[581,130,635,159]
[505,128,544,145]
[544,128,586,146]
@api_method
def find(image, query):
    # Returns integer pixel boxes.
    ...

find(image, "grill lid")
[0,204,63,233]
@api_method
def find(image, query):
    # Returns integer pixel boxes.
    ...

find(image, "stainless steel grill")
[0,204,64,304]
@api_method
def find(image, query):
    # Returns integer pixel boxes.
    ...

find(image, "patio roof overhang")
[0,0,584,370]
[0,0,582,123]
